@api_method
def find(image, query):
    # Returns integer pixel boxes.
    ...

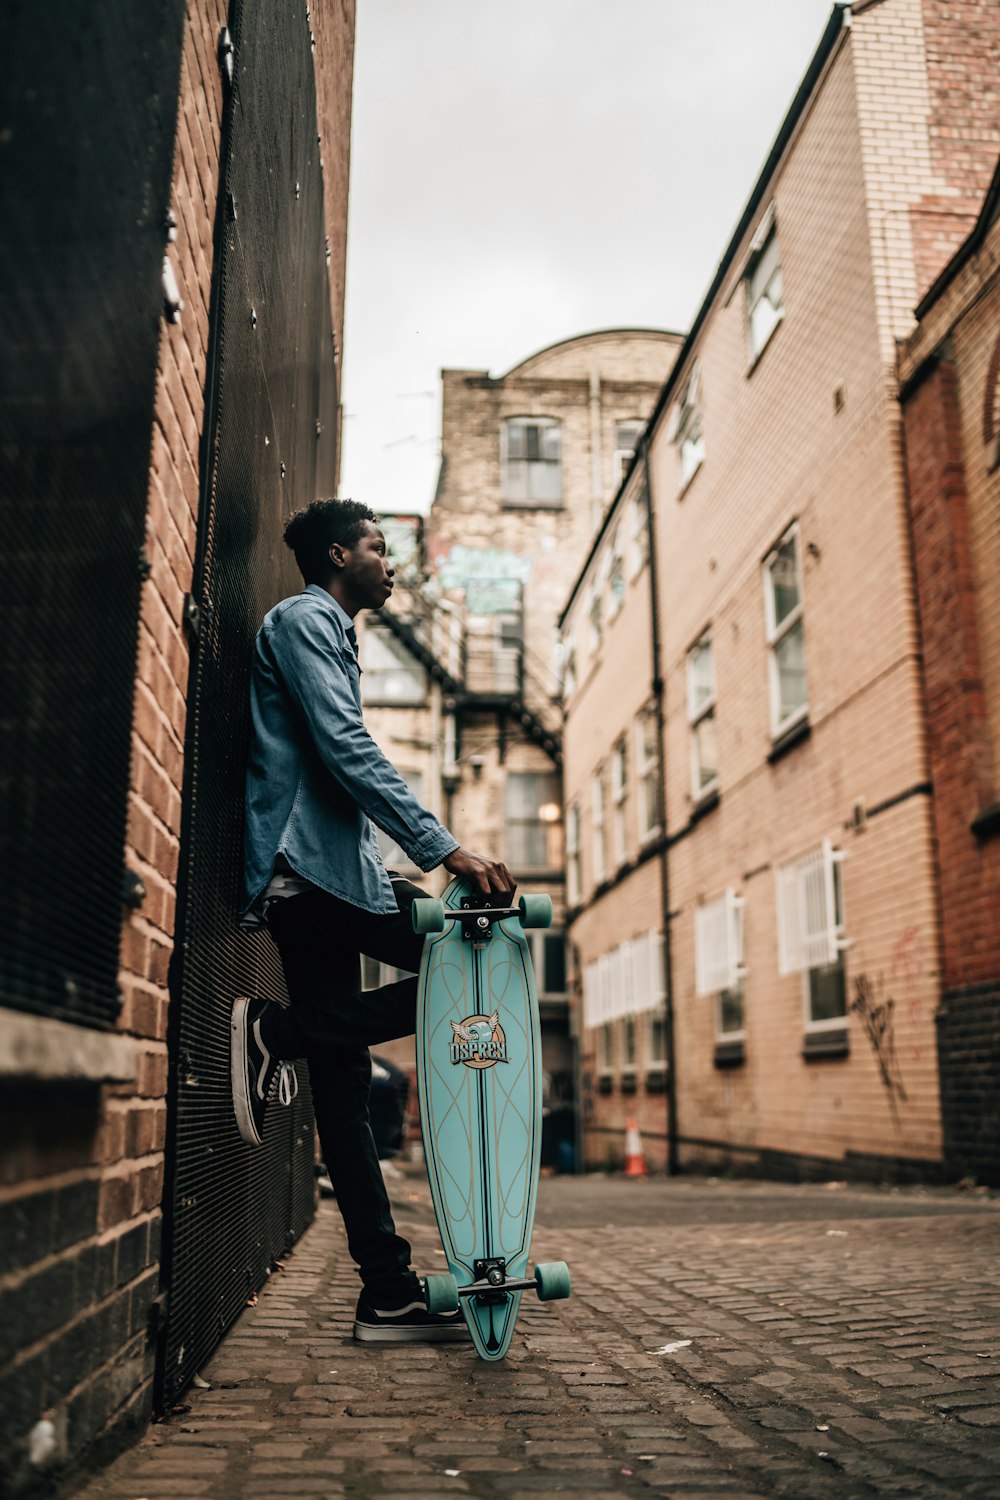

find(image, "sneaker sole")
[353,1321,469,1343]
[231,996,263,1147]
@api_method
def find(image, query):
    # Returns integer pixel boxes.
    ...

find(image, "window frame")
[612,419,645,487]
[635,703,661,843]
[671,363,705,491]
[800,858,848,1034]
[745,216,784,364]
[566,800,581,907]
[505,770,561,874]
[628,484,649,580]
[686,632,718,800]
[528,928,567,1003]
[763,523,808,738]
[591,763,608,886]
[775,842,850,1034]
[501,415,563,507]
[360,623,429,707]
[607,526,626,619]
[610,736,628,868]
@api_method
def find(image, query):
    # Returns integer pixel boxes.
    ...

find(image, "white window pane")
[808,955,847,1024]
[687,638,715,716]
[719,986,745,1036]
[694,713,717,790]
[769,536,800,625]
[775,619,807,721]
[750,291,781,355]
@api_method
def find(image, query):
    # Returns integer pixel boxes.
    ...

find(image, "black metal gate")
[0,3,185,1029]
[158,0,340,1405]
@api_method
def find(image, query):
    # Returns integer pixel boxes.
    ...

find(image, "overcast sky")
[339,0,836,514]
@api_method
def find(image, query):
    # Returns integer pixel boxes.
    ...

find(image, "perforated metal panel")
[0,4,185,1028]
[158,0,338,1405]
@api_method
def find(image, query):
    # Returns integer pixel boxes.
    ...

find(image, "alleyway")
[76,1172,1000,1499]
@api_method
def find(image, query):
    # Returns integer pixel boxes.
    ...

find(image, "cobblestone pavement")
[76,1172,1000,1500]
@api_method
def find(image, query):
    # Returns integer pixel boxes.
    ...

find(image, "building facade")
[0,3,355,1491]
[899,163,1000,1185]
[361,330,681,1164]
[560,0,1000,1178]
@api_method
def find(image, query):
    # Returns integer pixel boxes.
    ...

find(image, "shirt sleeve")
[267,600,459,872]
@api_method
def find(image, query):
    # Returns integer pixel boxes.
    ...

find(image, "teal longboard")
[412,878,571,1360]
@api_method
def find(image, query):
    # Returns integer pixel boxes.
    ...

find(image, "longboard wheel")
[534,1261,571,1301]
[518,894,553,929]
[424,1272,459,1314]
[412,898,446,934]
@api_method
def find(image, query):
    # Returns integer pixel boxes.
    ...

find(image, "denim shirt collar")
[304,583,358,659]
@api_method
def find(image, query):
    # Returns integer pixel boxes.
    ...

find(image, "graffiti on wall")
[432,542,532,615]
[851,971,908,1115]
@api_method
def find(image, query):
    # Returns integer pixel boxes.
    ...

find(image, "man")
[232,498,513,1343]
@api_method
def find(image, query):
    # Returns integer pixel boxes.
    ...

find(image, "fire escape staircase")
[378,600,563,768]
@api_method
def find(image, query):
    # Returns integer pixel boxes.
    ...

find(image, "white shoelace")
[276,1061,299,1106]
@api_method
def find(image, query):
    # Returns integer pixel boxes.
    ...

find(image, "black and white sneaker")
[230,995,298,1146]
[353,1286,468,1343]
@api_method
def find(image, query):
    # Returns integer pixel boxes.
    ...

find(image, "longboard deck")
[415,878,542,1360]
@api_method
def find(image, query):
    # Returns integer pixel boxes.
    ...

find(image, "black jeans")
[264,877,426,1301]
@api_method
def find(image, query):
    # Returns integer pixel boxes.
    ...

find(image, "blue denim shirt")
[240,585,458,922]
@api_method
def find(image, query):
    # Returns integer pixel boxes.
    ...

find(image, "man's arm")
[268,601,513,895]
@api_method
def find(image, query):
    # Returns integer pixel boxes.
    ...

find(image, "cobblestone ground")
[76,1172,1000,1500]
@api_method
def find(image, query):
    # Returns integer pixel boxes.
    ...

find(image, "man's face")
[333,522,394,610]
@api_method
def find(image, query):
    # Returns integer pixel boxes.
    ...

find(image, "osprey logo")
[449,1011,509,1069]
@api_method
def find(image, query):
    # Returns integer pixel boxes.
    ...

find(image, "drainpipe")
[641,436,679,1176]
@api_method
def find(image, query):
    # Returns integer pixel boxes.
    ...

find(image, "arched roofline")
[499,326,682,380]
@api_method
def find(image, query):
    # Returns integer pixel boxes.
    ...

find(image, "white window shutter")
[777,842,842,973]
[696,893,741,997]
[801,842,834,969]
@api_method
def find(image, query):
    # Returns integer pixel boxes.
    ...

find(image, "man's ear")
[329,542,346,570]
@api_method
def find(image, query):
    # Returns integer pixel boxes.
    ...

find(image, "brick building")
[361,330,681,1163]
[0,3,355,1492]
[559,0,1000,1177]
[899,161,1000,1184]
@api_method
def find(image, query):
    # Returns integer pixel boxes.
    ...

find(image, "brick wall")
[900,179,1000,1183]
[561,11,1000,1180]
[0,4,355,1492]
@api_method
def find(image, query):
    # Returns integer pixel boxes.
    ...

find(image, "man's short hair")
[283,498,379,583]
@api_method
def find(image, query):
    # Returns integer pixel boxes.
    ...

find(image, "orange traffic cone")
[623,1117,648,1178]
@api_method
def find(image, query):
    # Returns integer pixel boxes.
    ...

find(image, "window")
[561,641,577,698]
[611,737,628,867]
[775,841,849,1030]
[361,625,427,705]
[505,771,561,872]
[375,770,424,872]
[502,417,562,505]
[588,582,603,655]
[694,889,747,1041]
[583,933,664,1027]
[608,528,625,618]
[628,483,649,579]
[764,526,807,735]
[613,420,645,485]
[671,364,705,489]
[635,703,661,840]
[686,633,718,798]
[525,929,567,1001]
[746,219,784,361]
[597,1022,614,1072]
[648,1010,666,1065]
[592,764,607,885]
[566,801,581,906]
[622,1015,637,1068]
